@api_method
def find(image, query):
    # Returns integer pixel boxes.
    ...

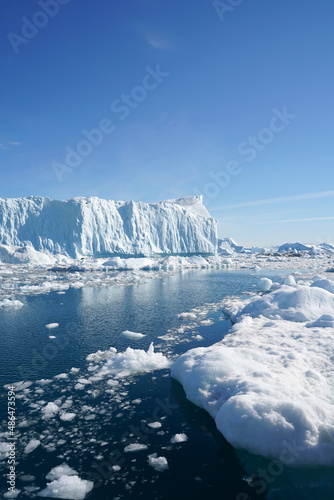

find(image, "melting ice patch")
[171,280,334,467]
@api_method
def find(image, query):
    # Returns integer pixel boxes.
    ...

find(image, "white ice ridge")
[171,279,334,467]
[0,195,217,258]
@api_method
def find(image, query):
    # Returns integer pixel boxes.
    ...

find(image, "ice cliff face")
[0,196,217,258]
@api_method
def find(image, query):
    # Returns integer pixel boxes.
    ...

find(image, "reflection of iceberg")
[0,195,217,258]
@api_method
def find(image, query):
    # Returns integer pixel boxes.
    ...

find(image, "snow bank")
[0,195,217,258]
[171,280,334,467]
[224,283,334,323]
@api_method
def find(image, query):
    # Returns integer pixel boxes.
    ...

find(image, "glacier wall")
[0,196,217,258]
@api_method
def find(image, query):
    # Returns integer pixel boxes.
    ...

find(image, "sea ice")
[147,453,169,471]
[256,277,272,291]
[24,439,40,454]
[96,343,171,378]
[170,433,188,444]
[121,330,145,339]
[38,475,93,500]
[124,443,148,452]
[171,282,334,467]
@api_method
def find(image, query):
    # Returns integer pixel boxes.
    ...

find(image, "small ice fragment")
[170,433,188,444]
[147,453,169,472]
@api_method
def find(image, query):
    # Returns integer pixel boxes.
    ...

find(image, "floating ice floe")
[170,433,188,444]
[124,443,148,453]
[121,330,145,339]
[94,343,171,378]
[24,439,40,454]
[171,280,334,467]
[38,463,93,499]
[147,453,169,471]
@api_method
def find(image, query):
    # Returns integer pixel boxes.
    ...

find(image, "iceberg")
[0,195,217,258]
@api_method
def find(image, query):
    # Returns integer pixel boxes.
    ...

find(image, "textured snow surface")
[0,195,217,258]
[171,280,334,467]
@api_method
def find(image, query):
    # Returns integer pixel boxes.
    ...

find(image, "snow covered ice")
[171,278,334,467]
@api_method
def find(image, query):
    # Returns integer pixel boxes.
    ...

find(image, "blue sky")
[1,0,333,246]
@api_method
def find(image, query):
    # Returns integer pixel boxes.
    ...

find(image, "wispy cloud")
[0,139,21,150]
[254,216,334,225]
[211,190,334,211]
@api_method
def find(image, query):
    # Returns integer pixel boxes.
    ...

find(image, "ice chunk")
[0,442,10,461]
[284,275,296,286]
[230,284,334,323]
[42,402,60,419]
[147,453,169,471]
[256,277,272,292]
[45,323,59,329]
[46,464,77,481]
[24,439,40,454]
[124,443,148,452]
[38,475,93,499]
[147,421,162,429]
[121,330,145,339]
[60,412,76,422]
[170,433,188,444]
[97,343,171,377]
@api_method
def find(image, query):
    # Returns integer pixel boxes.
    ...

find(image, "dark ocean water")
[0,268,333,500]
